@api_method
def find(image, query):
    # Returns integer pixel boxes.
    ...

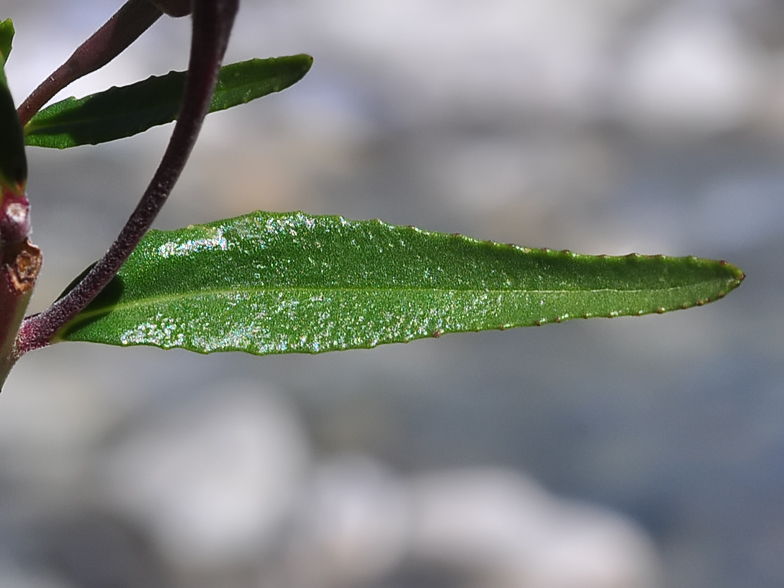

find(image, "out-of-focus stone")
[101,381,310,570]
[410,468,663,588]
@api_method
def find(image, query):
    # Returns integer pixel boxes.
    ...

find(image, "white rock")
[101,381,310,569]
[410,468,662,588]
[617,8,763,134]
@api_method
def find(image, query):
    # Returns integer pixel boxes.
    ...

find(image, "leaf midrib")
[67,279,725,324]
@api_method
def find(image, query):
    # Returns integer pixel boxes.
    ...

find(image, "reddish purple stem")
[16,0,239,356]
[17,0,163,126]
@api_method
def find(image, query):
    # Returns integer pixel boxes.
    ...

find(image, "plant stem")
[149,0,193,17]
[17,0,163,126]
[0,239,40,387]
[0,187,40,386]
[15,0,239,356]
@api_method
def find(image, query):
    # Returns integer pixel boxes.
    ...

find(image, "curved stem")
[15,0,239,356]
[17,0,163,126]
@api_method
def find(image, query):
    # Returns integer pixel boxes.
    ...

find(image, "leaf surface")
[0,19,13,66]
[56,211,745,354]
[0,25,26,191]
[24,55,313,148]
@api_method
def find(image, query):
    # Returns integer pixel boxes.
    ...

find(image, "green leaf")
[24,55,313,148]
[0,19,14,66]
[56,211,745,354]
[0,39,26,191]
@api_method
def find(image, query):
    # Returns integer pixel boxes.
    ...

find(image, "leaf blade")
[0,19,14,66]
[56,211,745,353]
[24,55,313,148]
[0,24,26,192]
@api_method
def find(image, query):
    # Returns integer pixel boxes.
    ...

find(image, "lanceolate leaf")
[24,55,313,148]
[55,211,745,354]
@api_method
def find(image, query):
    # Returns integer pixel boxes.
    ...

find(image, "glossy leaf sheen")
[24,55,313,148]
[57,211,744,354]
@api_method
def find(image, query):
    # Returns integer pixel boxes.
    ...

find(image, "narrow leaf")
[24,55,313,148]
[0,19,14,66]
[55,211,745,354]
[0,48,26,191]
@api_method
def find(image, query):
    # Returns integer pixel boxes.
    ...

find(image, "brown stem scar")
[4,241,42,293]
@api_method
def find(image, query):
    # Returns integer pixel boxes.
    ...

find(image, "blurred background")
[0,0,780,586]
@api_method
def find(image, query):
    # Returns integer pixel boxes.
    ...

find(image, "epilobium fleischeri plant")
[0,0,744,390]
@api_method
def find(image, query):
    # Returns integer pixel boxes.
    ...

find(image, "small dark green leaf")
[56,211,745,354]
[24,55,313,148]
[0,44,26,191]
[0,19,14,66]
